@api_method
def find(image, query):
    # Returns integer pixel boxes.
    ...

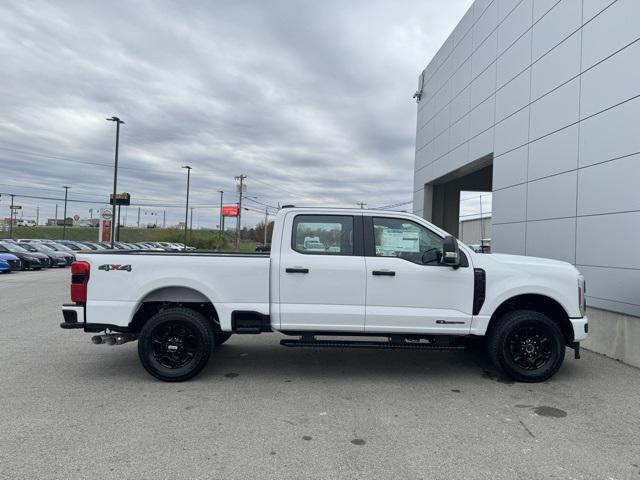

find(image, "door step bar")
[280,337,466,351]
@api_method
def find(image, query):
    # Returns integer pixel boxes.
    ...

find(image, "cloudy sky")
[0,0,476,228]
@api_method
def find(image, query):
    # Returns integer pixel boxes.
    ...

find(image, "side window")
[292,215,354,256]
[372,217,443,265]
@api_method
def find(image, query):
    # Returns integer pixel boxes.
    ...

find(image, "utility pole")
[182,166,192,251]
[137,207,141,228]
[234,174,246,249]
[62,186,70,240]
[8,194,14,239]
[36,206,39,226]
[264,206,269,245]
[357,202,367,209]
[55,204,58,224]
[163,210,166,228]
[218,190,224,248]
[106,116,125,248]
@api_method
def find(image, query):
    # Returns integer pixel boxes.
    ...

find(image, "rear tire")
[138,307,214,382]
[487,310,565,382]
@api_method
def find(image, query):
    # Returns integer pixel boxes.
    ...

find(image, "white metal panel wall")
[414,0,640,317]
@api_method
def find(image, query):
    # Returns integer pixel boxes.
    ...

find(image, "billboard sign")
[221,205,239,217]
[109,192,131,206]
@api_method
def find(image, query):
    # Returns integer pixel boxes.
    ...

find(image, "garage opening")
[422,154,493,246]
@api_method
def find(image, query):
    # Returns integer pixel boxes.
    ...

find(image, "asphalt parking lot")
[1,269,640,479]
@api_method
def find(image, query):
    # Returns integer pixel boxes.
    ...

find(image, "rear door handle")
[372,270,395,276]
[286,267,309,274]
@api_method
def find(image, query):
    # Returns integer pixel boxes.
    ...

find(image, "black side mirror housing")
[441,235,460,268]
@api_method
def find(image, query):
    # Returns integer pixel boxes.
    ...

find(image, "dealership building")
[413,0,640,366]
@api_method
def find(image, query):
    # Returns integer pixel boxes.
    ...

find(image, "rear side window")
[292,215,354,255]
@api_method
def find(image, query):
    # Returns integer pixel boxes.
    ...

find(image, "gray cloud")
[0,0,472,227]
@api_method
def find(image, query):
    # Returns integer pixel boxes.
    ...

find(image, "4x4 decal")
[98,264,132,272]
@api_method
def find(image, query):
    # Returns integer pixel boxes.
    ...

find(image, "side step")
[280,338,466,351]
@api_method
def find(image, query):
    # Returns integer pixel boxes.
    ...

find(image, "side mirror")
[441,235,460,268]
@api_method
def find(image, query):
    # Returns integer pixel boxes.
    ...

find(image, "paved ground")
[1,269,640,479]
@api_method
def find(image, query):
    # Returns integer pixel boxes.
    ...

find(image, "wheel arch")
[129,286,220,333]
[486,294,574,345]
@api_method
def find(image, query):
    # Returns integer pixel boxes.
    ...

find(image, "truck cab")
[61,207,588,383]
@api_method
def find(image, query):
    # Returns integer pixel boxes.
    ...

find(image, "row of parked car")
[0,239,193,273]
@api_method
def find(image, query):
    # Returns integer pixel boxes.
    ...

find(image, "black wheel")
[19,260,26,271]
[487,310,565,382]
[214,332,232,346]
[138,307,214,382]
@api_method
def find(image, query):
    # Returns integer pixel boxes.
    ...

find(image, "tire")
[138,307,214,382]
[214,332,232,346]
[487,310,565,382]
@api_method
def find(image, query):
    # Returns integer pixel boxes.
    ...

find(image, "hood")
[0,253,19,261]
[472,252,581,278]
[488,253,575,269]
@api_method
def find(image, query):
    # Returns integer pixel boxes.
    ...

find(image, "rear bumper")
[60,304,130,332]
[60,304,85,329]
[570,315,589,342]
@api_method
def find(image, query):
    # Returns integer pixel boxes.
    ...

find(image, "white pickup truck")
[61,207,588,382]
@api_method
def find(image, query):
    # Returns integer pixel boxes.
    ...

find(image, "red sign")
[99,219,112,242]
[221,205,239,217]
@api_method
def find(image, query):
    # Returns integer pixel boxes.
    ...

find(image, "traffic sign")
[11,205,22,210]
[73,215,80,221]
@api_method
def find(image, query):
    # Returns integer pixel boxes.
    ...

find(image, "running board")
[280,338,466,351]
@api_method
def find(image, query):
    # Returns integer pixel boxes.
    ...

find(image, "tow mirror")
[441,235,460,268]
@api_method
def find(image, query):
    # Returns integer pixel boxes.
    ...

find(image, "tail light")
[71,261,90,303]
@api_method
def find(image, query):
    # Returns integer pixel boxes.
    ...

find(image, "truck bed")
[78,250,271,330]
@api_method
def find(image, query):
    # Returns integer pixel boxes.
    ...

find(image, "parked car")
[0,252,21,271]
[0,258,11,273]
[0,242,45,270]
[18,242,72,267]
[54,240,90,252]
[61,207,587,383]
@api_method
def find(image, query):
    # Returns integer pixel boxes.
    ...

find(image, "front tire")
[138,307,214,382]
[487,310,565,382]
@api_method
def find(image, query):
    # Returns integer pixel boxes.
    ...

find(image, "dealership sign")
[221,205,239,217]
[109,192,131,206]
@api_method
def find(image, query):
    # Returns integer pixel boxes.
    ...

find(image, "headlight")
[578,276,586,317]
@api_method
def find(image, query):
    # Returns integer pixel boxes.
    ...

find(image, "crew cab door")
[278,213,366,332]
[364,216,474,334]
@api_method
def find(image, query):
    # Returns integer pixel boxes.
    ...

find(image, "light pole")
[8,194,15,239]
[182,166,192,251]
[62,186,70,239]
[218,190,224,248]
[106,116,124,248]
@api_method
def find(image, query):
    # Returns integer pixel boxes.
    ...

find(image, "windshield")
[0,242,29,253]
[19,243,38,252]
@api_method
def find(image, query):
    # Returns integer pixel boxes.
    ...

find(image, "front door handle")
[372,270,395,276]
[286,267,309,274]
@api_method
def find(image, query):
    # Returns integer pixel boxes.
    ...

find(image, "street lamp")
[106,116,125,248]
[62,186,71,239]
[182,166,192,251]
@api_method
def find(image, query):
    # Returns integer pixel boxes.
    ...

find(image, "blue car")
[0,253,21,271]
[0,258,10,273]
